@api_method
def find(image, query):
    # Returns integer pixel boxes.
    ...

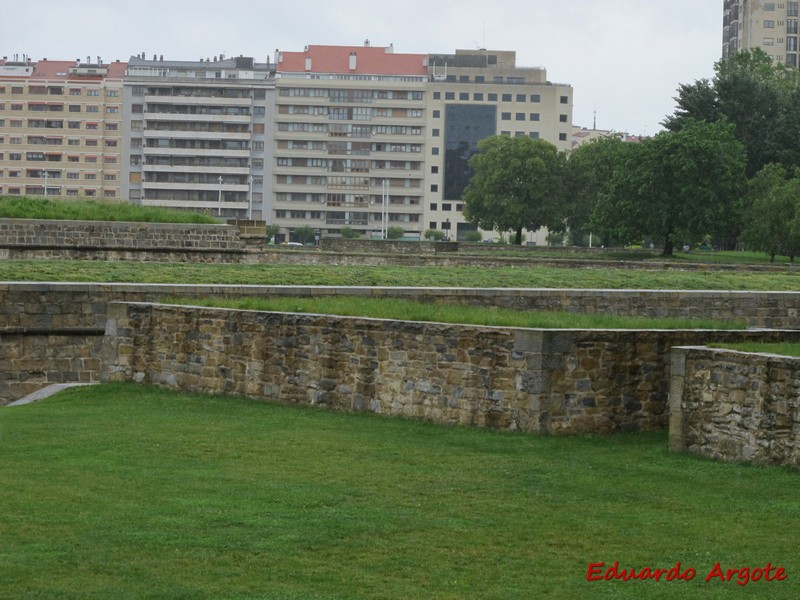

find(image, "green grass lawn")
[709,342,800,357]
[3,260,800,290]
[1,383,797,599]
[170,296,746,330]
[0,197,219,224]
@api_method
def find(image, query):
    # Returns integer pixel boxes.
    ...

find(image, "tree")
[664,49,800,177]
[294,225,316,245]
[565,135,630,246]
[265,224,281,244]
[592,120,747,256]
[340,226,361,239]
[386,226,405,240]
[742,164,800,262]
[424,229,446,241]
[463,136,566,245]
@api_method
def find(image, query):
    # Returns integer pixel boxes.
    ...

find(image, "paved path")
[6,383,98,407]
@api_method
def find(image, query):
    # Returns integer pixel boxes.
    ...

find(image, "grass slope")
[2,260,800,290]
[0,383,797,599]
[0,197,218,224]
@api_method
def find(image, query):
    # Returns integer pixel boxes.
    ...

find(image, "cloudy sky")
[2,0,722,135]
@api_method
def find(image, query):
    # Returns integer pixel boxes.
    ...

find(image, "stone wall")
[320,238,459,255]
[0,330,105,402]
[101,302,800,434]
[4,283,800,330]
[0,218,244,262]
[669,347,800,468]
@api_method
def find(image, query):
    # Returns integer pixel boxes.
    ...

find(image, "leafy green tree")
[386,226,405,240]
[340,226,361,239]
[565,135,630,246]
[463,136,567,245]
[294,225,316,245]
[265,224,281,244]
[592,120,747,256]
[742,164,800,262]
[424,229,446,241]
[464,230,482,243]
[664,49,800,177]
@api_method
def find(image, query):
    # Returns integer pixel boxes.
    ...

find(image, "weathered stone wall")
[0,219,243,262]
[669,347,800,468]
[320,238,459,255]
[0,330,105,402]
[101,302,800,434]
[4,283,800,330]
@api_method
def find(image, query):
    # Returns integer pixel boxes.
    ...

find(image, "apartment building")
[0,56,125,200]
[273,43,428,240]
[723,0,800,66]
[121,54,274,219]
[425,49,573,242]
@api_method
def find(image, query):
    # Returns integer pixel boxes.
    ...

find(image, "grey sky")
[2,0,722,135]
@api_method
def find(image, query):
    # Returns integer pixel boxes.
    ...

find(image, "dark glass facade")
[443,104,496,200]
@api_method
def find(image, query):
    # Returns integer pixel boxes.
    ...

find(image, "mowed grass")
[3,259,800,290]
[0,196,219,224]
[171,296,746,329]
[1,383,798,600]
[709,342,800,357]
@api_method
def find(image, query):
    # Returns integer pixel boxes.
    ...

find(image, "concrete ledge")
[6,383,98,407]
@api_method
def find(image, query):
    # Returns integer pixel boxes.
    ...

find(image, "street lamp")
[247,174,254,221]
[44,171,48,197]
[381,178,388,239]
[218,175,223,217]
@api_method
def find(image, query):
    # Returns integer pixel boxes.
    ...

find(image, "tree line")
[463,49,800,259]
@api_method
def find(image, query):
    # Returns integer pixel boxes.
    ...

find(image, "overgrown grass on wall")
[0,196,219,224]
[168,296,747,330]
[1,383,798,599]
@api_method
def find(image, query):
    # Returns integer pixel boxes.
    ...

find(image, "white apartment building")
[121,54,274,219]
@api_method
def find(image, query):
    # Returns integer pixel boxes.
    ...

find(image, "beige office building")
[0,56,125,200]
[724,0,800,67]
[425,49,572,242]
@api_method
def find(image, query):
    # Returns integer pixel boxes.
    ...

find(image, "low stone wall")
[4,283,800,330]
[0,329,105,402]
[320,238,458,255]
[100,302,800,434]
[0,218,244,262]
[669,347,800,468]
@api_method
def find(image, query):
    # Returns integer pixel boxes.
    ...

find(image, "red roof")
[28,60,127,80]
[278,45,427,76]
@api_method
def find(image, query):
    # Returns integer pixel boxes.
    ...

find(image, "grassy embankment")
[1,383,797,599]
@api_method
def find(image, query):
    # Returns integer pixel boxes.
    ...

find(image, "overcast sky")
[2,0,722,135]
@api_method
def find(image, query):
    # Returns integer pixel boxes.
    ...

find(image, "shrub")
[424,229,446,241]
[386,226,405,240]
[464,231,482,243]
[340,227,361,239]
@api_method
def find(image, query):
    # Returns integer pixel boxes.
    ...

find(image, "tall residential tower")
[724,0,800,67]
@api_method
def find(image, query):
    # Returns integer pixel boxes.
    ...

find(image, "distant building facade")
[1,44,574,243]
[723,0,800,67]
[0,56,125,200]
[121,54,274,218]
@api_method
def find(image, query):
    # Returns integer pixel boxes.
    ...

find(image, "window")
[105,139,118,147]
[502,93,512,102]
[67,172,79,179]
[69,105,81,112]
[431,184,438,192]
[560,96,569,104]
[516,113,525,121]
[474,93,483,101]
[530,94,541,103]
[253,123,265,134]
[432,128,440,137]
[475,76,485,84]
[105,123,118,131]
[559,114,568,123]
[530,113,540,121]
[445,92,455,100]
[432,147,439,156]
[87,89,100,97]
[442,203,451,211]
[68,122,80,129]
[105,106,119,113]
[86,105,99,113]
[765,20,775,28]
[430,203,438,211]
[106,90,119,97]
[516,94,526,102]
[789,37,798,51]
[433,91,441,100]
[11,103,22,110]
[501,112,511,120]
[488,93,498,101]
[69,88,81,96]
[431,166,439,174]
[459,92,469,101]
[459,75,470,83]
[86,123,98,130]
[559,133,567,141]
[9,153,22,161]
[433,110,440,118]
